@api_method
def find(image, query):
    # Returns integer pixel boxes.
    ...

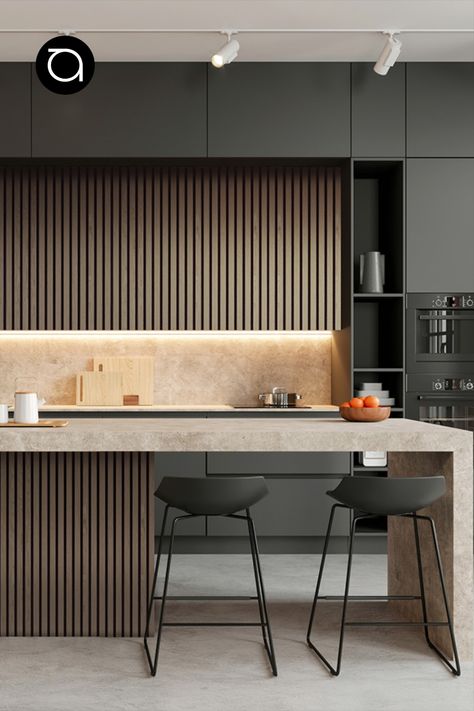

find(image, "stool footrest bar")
[345,621,449,627]
[319,595,421,601]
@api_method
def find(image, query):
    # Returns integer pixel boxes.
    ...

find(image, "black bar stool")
[306,476,460,677]
[144,476,278,678]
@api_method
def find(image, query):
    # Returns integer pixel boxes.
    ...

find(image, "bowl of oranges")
[339,395,391,422]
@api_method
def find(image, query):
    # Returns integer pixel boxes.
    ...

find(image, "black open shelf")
[351,160,406,523]
[353,298,404,369]
[353,161,404,295]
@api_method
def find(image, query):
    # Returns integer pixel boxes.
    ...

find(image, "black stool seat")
[327,476,446,516]
[156,476,268,516]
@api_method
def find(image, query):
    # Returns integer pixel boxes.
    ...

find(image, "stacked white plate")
[355,382,395,406]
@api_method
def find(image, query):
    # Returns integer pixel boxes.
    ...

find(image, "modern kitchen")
[0,2,473,710]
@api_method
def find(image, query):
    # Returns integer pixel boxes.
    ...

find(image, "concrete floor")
[0,554,472,711]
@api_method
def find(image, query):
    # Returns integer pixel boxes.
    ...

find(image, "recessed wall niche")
[0,164,342,331]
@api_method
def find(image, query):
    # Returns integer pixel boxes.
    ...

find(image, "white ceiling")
[0,1,473,61]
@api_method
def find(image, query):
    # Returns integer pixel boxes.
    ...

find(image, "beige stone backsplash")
[0,334,332,406]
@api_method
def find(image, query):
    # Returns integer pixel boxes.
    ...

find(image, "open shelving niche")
[351,159,405,536]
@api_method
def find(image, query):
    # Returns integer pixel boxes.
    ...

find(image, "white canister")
[14,392,41,424]
[0,404,9,424]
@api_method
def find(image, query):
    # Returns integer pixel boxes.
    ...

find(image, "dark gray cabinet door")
[406,159,474,292]
[207,452,351,476]
[351,63,405,157]
[207,478,350,536]
[407,64,474,157]
[207,63,350,157]
[32,63,207,157]
[0,63,31,157]
[155,453,206,535]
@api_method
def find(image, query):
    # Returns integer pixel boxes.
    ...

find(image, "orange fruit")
[363,395,380,408]
[349,397,364,408]
[340,401,351,408]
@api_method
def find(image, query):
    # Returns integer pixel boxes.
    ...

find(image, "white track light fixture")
[211,32,239,68]
[373,32,402,75]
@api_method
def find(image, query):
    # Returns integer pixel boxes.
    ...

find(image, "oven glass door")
[415,310,474,361]
[417,397,474,432]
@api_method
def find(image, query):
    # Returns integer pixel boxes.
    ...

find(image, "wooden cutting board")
[93,357,154,405]
[76,371,124,406]
[0,420,69,427]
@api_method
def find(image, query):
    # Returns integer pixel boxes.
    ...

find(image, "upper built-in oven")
[407,294,474,373]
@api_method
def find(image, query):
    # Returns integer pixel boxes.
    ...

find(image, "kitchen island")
[0,417,472,660]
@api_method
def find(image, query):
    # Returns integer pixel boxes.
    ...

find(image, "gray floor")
[0,555,472,711]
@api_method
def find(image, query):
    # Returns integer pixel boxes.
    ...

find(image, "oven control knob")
[464,296,473,307]
[433,380,444,391]
[433,297,444,307]
[465,380,473,391]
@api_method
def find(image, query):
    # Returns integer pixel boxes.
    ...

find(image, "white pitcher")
[14,391,46,424]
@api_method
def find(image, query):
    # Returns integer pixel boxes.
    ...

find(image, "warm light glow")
[211,53,224,68]
[0,330,333,338]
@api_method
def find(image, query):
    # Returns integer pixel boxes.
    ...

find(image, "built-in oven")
[406,374,474,459]
[407,294,474,373]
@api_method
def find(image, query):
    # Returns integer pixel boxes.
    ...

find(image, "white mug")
[0,404,8,424]
[14,392,45,424]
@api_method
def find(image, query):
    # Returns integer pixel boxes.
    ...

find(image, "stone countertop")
[0,416,471,453]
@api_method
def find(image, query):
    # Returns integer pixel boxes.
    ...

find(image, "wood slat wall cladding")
[0,165,341,330]
[0,452,154,637]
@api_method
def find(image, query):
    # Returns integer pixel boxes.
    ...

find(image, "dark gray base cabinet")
[32,63,207,157]
[207,63,350,157]
[407,158,474,292]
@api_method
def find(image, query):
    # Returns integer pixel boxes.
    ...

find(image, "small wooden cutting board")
[0,420,69,427]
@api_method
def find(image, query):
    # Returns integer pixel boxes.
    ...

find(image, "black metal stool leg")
[412,513,431,647]
[307,506,359,676]
[144,505,169,670]
[144,513,182,677]
[414,514,461,676]
[246,510,278,676]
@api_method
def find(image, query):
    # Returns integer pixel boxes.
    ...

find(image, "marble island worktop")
[0,416,471,453]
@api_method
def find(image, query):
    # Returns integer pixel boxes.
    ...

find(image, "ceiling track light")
[373,31,402,76]
[211,31,240,69]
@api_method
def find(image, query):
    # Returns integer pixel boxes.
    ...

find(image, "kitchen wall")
[0,334,332,406]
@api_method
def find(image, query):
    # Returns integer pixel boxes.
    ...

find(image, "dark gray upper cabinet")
[0,63,31,157]
[351,63,405,157]
[407,159,474,292]
[32,63,207,157]
[407,64,474,157]
[207,63,350,157]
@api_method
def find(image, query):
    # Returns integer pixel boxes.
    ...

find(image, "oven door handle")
[417,395,473,400]
[418,314,474,320]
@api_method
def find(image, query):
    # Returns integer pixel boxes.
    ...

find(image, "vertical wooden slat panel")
[0,453,154,637]
[227,168,235,330]
[317,169,326,330]
[334,170,342,330]
[0,165,341,331]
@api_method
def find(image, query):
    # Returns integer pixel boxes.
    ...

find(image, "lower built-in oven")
[407,294,474,374]
[406,375,474,470]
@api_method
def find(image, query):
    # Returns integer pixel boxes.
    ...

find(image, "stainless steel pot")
[258,387,302,408]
